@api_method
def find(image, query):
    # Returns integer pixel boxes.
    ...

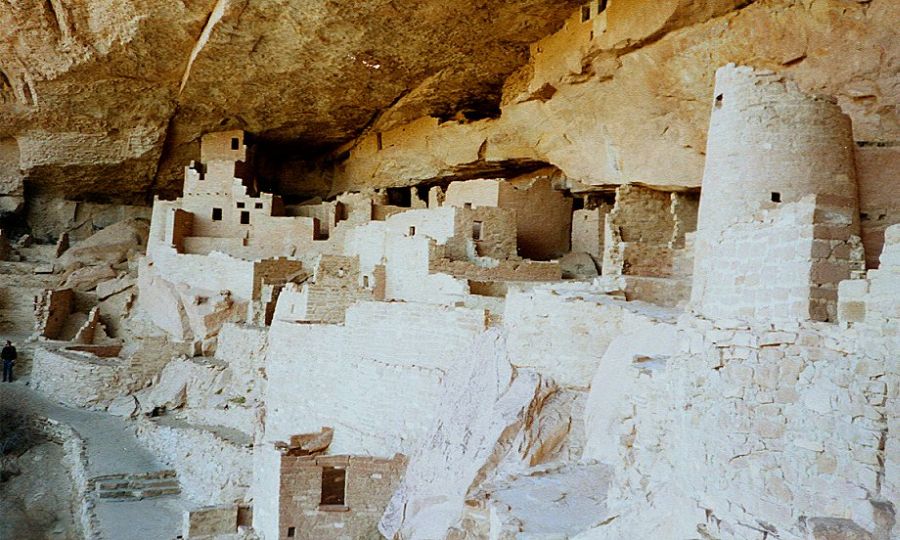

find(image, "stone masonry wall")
[263,301,489,457]
[31,347,124,409]
[692,65,860,323]
[276,454,405,540]
[579,312,898,540]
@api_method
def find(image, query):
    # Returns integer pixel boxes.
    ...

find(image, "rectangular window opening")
[376,132,383,151]
[771,192,781,203]
[212,208,223,221]
[231,137,240,150]
[463,202,472,209]
[255,202,264,209]
[240,211,250,225]
[408,226,416,237]
[320,466,346,506]
[581,5,591,21]
[363,275,370,288]
[598,0,608,13]
[287,526,295,537]
[472,221,483,241]
[237,202,245,209]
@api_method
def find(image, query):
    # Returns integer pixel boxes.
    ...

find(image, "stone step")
[89,469,182,501]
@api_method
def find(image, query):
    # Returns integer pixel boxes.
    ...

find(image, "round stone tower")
[692,64,861,322]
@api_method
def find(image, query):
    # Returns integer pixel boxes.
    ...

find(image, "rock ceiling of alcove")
[0,0,581,200]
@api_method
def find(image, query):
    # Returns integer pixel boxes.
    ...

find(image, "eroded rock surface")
[0,0,581,201]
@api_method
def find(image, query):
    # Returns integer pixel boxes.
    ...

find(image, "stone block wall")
[504,284,675,387]
[602,184,695,279]
[135,416,254,506]
[273,255,373,324]
[580,313,898,540]
[839,223,900,324]
[571,206,607,259]
[31,347,124,408]
[252,258,305,300]
[264,301,488,457]
[855,145,900,270]
[35,288,75,339]
[692,65,861,323]
[169,208,193,253]
[275,454,405,540]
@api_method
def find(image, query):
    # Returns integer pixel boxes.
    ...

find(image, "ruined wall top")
[200,130,247,164]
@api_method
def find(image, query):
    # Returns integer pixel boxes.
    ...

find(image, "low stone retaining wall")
[31,347,124,409]
[27,415,101,540]
[134,416,254,506]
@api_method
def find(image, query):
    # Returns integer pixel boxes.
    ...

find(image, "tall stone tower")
[691,64,863,322]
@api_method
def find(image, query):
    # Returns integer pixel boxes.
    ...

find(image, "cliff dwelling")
[0,1,898,540]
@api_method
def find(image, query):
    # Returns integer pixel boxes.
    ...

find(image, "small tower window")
[376,132,383,151]
[287,527,295,537]
[255,202,264,209]
[581,5,591,21]
[212,208,223,221]
[320,466,346,506]
[240,211,250,224]
[363,275,370,288]
[771,192,782,203]
[408,226,416,237]
[464,202,472,209]
[598,0,607,12]
[236,202,245,209]
[231,137,240,150]
[715,94,724,109]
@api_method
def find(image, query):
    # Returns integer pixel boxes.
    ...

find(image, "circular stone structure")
[692,64,861,322]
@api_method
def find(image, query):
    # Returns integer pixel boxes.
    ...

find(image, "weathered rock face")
[330,0,899,193]
[0,0,580,201]
[3,1,895,205]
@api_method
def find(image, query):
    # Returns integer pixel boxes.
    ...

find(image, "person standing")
[1,340,16,382]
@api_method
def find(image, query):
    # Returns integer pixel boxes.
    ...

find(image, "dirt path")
[0,381,188,540]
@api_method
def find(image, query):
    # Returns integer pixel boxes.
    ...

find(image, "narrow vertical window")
[320,466,346,506]
[472,221,483,241]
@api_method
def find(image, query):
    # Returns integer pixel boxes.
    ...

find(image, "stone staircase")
[88,470,181,500]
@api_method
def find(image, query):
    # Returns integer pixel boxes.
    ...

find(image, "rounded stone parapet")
[697,63,857,234]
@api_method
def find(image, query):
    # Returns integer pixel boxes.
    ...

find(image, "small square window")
[231,137,240,150]
[212,208,222,221]
[771,192,781,203]
[236,202,245,209]
[287,527,295,537]
[464,202,472,209]
[255,202,263,209]
[240,211,250,225]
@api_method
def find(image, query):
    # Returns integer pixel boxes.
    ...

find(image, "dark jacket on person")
[1,345,16,361]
